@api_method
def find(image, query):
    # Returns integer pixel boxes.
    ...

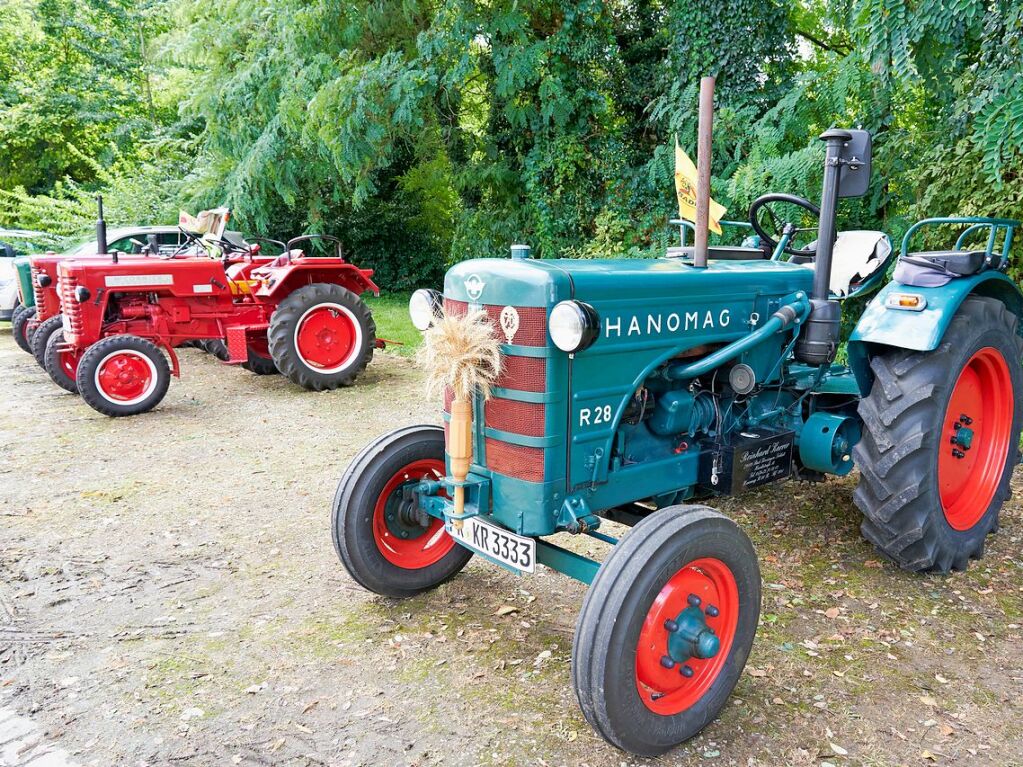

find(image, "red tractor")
[48,221,382,416]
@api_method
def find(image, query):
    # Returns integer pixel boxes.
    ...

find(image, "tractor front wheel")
[331,425,472,598]
[31,314,64,369]
[268,283,375,391]
[43,330,81,394]
[854,296,1023,572]
[12,306,36,354]
[76,335,172,417]
[572,505,760,757]
[241,339,278,375]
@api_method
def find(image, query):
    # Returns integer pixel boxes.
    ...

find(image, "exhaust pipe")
[95,195,113,262]
[693,76,715,269]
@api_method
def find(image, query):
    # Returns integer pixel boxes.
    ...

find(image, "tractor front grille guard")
[30,266,44,312]
[443,298,548,483]
[59,276,83,340]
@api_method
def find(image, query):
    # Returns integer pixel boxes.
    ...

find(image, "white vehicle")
[0,229,56,321]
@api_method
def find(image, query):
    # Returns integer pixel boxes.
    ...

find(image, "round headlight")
[37,273,52,288]
[549,300,599,353]
[409,288,443,331]
[74,285,91,303]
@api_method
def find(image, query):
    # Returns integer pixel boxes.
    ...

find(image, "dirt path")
[1,329,1022,767]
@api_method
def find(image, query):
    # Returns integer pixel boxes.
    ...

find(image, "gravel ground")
[1,327,1022,767]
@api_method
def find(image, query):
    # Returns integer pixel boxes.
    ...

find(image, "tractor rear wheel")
[572,505,760,757]
[43,330,81,394]
[12,306,35,354]
[268,283,375,391]
[854,296,1023,572]
[31,314,64,369]
[76,335,172,417]
[331,425,472,598]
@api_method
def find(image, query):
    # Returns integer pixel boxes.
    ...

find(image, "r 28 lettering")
[579,404,613,427]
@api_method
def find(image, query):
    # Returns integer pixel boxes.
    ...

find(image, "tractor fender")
[261,263,379,299]
[847,271,1023,391]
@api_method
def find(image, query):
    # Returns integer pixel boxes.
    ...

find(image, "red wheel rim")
[938,347,1014,530]
[635,557,739,715]
[372,458,456,569]
[95,350,156,404]
[59,349,80,381]
[294,303,359,372]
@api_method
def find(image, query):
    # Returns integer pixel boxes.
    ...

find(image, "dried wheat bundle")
[417,310,502,401]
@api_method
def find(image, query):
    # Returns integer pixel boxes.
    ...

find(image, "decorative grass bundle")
[416,310,502,525]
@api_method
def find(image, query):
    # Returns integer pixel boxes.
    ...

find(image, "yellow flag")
[674,138,726,235]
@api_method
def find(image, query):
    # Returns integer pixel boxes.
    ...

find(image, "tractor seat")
[666,245,769,260]
[793,230,891,297]
[893,250,989,288]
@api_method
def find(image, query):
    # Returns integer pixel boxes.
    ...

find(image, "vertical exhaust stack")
[95,195,113,263]
[693,76,715,269]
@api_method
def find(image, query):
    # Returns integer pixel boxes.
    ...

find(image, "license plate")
[448,516,535,573]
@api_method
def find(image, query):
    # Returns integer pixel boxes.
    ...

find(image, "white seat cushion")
[826,230,891,297]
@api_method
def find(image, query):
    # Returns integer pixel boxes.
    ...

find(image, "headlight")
[549,300,599,353]
[37,273,52,288]
[74,286,91,302]
[409,289,443,331]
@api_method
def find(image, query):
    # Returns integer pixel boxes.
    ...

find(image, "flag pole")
[694,76,715,269]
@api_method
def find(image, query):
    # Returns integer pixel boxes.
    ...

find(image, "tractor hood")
[445,255,813,312]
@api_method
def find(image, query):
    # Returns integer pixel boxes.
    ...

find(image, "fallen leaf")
[830,742,848,756]
[825,607,840,619]
[921,750,937,761]
[495,605,519,616]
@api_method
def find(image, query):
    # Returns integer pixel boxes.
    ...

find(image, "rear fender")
[847,272,1023,391]
[261,262,379,299]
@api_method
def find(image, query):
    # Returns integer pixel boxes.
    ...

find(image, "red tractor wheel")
[11,306,36,354]
[43,329,81,394]
[854,296,1023,571]
[30,314,64,370]
[75,335,172,417]
[331,425,472,598]
[268,283,375,391]
[572,506,760,757]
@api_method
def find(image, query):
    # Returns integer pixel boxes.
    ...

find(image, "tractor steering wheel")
[748,193,821,257]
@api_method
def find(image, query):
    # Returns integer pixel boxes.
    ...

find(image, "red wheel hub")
[58,349,81,381]
[635,557,739,715]
[96,351,154,403]
[938,347,1014,531]
[372,458,456,569]
[295,304,358,372]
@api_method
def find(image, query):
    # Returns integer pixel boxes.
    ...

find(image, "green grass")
[365,292,420,356]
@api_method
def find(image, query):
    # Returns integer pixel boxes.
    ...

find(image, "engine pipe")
[693,76,715,269]
[660,295,810,382]
[95,195,109,260]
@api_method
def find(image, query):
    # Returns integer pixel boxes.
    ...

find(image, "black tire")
[43,329,79,394]
[10,300,25,326]
[75,335,172,417]
[201,338,231,361]
[12,306,35,354]
[241,345,278,375]
[331,425,472,598]
[853,296,1023,572]
[572,505,760,757]
[268,283,375,391]
[31,314,64,369]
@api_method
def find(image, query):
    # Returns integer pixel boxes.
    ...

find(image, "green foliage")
[4,0,1023,287]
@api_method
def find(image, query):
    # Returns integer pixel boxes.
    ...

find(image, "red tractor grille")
[59,277,83,337]
[443,298,547,346]
[30,267,44,311]
[484,438,544,482]
[484,398,545,437]
[496,355,546,392]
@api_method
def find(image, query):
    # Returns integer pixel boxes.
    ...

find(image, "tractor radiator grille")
[30,267,44,312]
[442,297,549,482]
[443,298,547,346]
[59,277,83,338]
[484,438,545,483]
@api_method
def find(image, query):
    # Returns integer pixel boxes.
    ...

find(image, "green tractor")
[330,98,1021,754]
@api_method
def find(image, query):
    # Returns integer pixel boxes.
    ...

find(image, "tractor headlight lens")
[74,286,90,303]
[549,300,599,353]
[409,288,443,331]
[36,273,52,288]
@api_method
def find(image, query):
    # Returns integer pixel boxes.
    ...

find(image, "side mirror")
[836,129,871,198]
